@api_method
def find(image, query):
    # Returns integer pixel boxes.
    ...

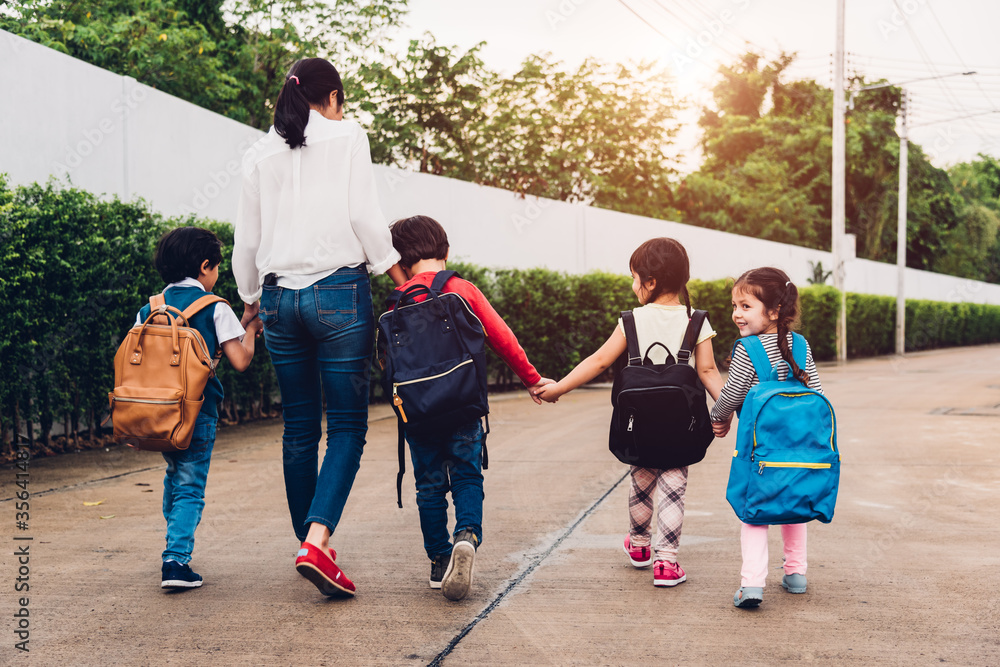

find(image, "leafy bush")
[5,179,1000,459]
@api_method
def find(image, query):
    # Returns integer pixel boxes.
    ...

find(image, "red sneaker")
[295,542,356,597]
[653,560,686,587]
[623,535,653,568]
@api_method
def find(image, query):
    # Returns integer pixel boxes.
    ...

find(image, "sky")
[388,0,1000,174]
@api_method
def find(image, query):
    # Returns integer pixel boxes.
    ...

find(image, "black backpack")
[609,309,715,469]
[377,271,489,507]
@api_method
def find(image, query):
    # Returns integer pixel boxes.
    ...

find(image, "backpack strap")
[677,310,708,365]
[181,294,229,322]
[733,335,774,379]
[621,311,641,366]
[790,332,808,370]
[482,415,490,470]
[396,418,406,508]
[430,270,460,294]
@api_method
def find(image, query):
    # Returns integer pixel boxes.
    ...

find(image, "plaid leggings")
[628,465,689,563]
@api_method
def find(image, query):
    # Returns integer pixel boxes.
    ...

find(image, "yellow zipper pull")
[392,385,408,423]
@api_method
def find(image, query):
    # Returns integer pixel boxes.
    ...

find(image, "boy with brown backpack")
[112,226,261,590]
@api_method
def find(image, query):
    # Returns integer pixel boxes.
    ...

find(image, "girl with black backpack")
[535,238,724,586]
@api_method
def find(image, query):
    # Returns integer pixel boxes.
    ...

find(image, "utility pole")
[849,71,978,356]
[896,91,908,356]
[832,0,847,362]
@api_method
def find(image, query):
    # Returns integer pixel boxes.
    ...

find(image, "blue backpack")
[376,271,490,508]
[725,334,840,525]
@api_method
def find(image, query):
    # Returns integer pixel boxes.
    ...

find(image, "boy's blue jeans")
[162,413,216,564]
[405,419,485,559]
[260,266,373,541]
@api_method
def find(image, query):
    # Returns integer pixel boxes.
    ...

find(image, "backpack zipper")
[627,416,634,432]
[392,358,475,424]
[392,386,408,423]
[758,461,832,475]
[112,397,180,406]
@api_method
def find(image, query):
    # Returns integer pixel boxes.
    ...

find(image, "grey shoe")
[442,529,478,601]
[733,586,763,608]
[429,553,451,589]
[782,573,807,593]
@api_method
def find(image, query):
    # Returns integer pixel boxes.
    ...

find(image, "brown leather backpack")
[107,293,228,451]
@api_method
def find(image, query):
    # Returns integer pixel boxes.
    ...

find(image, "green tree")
[1,0,407,130]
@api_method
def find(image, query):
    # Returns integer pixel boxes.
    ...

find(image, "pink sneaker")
[653,560,686,587]
[623,535,653,568]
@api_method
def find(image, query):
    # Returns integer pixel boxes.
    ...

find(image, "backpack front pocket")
[744,459,839,524]
[392,357,481,425]
[110,386,186,447]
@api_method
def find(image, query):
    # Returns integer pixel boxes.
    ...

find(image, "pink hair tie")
[288,75,300,85]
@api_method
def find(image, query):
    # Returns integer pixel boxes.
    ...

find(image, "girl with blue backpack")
[536,238,724,587]
[710,267,833,609]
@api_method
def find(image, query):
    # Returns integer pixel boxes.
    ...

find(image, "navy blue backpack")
[376,271,489,507]
[725,334,840,525]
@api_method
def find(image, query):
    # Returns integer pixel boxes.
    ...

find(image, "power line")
[889,0,995,145]
[617,0,680,46]
[925,0,1000,112]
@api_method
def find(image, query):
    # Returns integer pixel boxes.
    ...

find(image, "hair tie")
[287,75,300,85]
[785,281,792,287]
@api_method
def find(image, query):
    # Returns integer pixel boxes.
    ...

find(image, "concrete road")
[2,345,999,665]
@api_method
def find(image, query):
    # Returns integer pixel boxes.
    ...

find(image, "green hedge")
[4,179,1000,457]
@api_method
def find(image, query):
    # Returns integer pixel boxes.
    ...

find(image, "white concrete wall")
[4,29,1000,306]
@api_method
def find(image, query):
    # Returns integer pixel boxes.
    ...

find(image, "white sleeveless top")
[617,304,716,367]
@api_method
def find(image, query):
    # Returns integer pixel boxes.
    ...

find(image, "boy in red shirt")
[389,215,551,601]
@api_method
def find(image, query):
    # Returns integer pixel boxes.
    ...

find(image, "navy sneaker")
[161,560,203,589]
[429,553,451,589]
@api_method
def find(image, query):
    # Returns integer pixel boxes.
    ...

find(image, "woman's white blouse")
[233,110,400,303]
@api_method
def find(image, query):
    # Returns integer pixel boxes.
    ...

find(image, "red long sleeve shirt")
[391,272,541,387]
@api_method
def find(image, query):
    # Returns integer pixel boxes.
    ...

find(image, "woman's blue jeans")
[260,266,373,542]
[405,419,485,559]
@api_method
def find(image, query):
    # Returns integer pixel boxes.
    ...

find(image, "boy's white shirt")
[134,277,246,344]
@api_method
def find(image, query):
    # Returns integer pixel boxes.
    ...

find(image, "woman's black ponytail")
[274,58,346,149]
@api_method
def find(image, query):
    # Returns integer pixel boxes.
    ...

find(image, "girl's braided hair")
[734,267,809,384]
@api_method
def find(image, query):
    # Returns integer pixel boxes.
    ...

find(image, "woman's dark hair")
[629,237,692,316]
[390,215,450,268]
[154,226,223,284]
[733,267,809,384]
[274,58,346,149]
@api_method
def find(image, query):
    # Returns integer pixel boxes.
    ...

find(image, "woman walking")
[234,58,405,597]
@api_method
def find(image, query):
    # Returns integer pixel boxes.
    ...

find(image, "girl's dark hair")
[629,237,692,317]
[154,226,223,284]
[274,58,346,149]
[733,267,809,384]
[390,215,450,268]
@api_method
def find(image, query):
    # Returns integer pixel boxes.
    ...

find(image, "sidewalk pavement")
[2,345,999,665]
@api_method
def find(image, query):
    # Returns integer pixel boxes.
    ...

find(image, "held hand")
[526,377,555,405]
[241,301,260,329]
[534,382,563,404]
[245,317,263,338]
[712,415,733,438]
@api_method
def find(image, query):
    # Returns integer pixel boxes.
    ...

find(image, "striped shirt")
[710,333,823,422]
